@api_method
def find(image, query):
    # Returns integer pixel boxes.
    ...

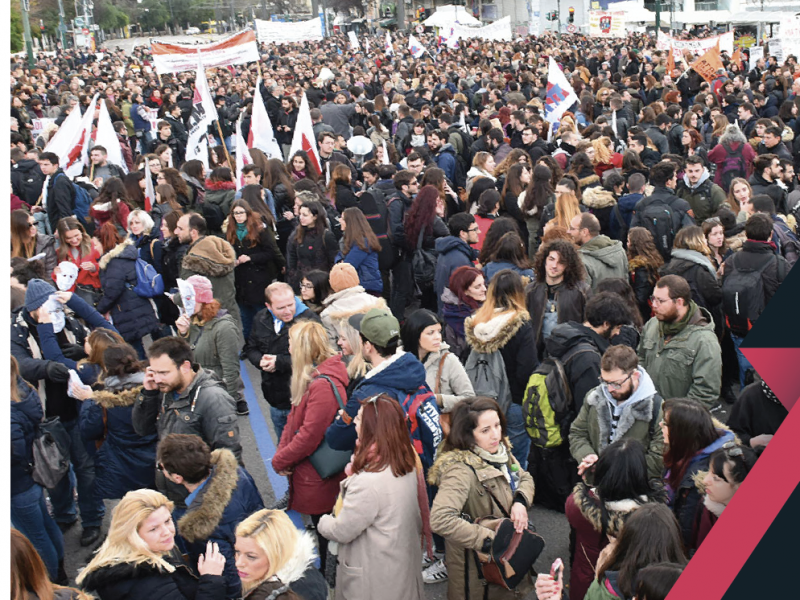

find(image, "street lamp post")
[20,0,35,67]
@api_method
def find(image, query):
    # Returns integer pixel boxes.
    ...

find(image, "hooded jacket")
[638,303,722,410]
[339,240,383,294]
[273,355,349,515]
[243,299,320,410]
[545,322,609,412]
[569,367,665,479]
[320,286,388,346]
[96,239,160,343]
[11,376,43,496]
[181,235,242,329]
[244,531,327,600]
[434,236,479,314]
[582,187,618,238]
[676,169,726,223]
[432,143,458,183]
[660,248,723,334]
[422,343,475,413]
[132,368,241,460]
[11,158,45,205]
[174,449,264,599]
[464,310,538,404]
[440,288,476,363]
[185,310,243,404]
[45,169,76,234]
[579,235,629,290]
[326,351,429,451]
[79,373,159,500]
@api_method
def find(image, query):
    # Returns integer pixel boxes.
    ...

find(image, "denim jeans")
[270,406,291,443]
[11,484,64,579]
[506,403,531,471]
[48,418,104,528]
[730,333,754,390]
[239,303,262,343]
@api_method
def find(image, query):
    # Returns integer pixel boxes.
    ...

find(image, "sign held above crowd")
[254,17,324,45]
[151,30,259,74]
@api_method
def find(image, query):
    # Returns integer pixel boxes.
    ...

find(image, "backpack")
[201,202,225,233]
[132,256,165,298]
[55,173,92,228]
[465,347,512,415]
[450,126,475,167]
[399,384,443,471]
[636,196,677,261]
[718,143,748,193]
[522,343,600,449]
[452,154,469,191]
[31,417,71,489]
[722,251,784,334]
[772,221,799,268]
[412,227,437,288]
[12,165,45,205]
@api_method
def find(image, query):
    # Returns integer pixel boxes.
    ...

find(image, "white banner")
[589,11,626,38]
[32,118,56,140]
[348,31,360,51]
[151,30,259,74]
[657,31,734,60]
[749,44,764,71]
[447,16,513,42]
[255,18,324,45]
[780,18,800,60]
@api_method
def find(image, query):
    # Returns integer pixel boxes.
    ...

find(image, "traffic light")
[569,7,575,23]
[40,19,45,32]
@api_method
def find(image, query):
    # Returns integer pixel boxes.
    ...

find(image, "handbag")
[308,374,353,479]
[31,416,71,489]
[411,227,436,288]
[75,284,102,308]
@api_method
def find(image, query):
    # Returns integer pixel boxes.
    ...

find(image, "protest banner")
[254,17,324,45]
[447,16,512,42]
[31,118,56,140]
[690,43,724,84]
[780,17,800,61]
[588,11,625,38]
[151,30,259,74]
[657,31,734,65]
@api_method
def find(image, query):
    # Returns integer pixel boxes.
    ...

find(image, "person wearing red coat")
[272,324,349,574]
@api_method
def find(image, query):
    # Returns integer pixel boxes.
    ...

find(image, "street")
[60,360,570,599]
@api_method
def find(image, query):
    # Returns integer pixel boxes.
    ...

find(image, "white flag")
[408,35,426,59]
[95,100,128,174]
[185,54,219,169]
[144,156,156,211]
[288,93,321,176]
[249,77,283,160]
[385,31,394,55]
[46,94,98,178]
[544,57,578,124]
[235,114,253,192]
[348,31,360,51]
[381,139,390,166]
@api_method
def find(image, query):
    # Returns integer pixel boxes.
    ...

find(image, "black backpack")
[450,126,475,166]
[12,165,45,205]
[636,196,678,261]
[722,252,785,335]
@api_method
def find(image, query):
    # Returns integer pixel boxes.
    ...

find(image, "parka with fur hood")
[181,235,242,329]
[422,343,475,413]
[319,285,387,346]
[582,186,618,239]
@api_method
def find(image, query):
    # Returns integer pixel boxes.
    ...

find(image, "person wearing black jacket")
[386,170,419,319]
[11,152,45,206]
[727,376,788,449]
[39,152,75,234]
[259,82,283,128]
[286,200,338,292]
[243,282,321,441]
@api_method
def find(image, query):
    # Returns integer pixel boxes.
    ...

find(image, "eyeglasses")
[468,226,480,233]
[232,210,247,216]
[599,371,634,390]
[722,440,743,458]
[300,283,314,290]
[650,295,673,306]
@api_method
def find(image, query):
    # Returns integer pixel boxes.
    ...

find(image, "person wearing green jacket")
[175,275,246,415]
[637,274,722,411]
[569,212,629,291]
[569,345,665,481]
[676,156,727,224]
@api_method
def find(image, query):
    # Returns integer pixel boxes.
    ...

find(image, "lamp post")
[20,0,35,67]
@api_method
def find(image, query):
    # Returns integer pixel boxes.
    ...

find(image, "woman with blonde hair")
[540,178,585,237]
[77,489,227,599]
[271,320,349,573]
[727,177,753,222]
[235,509,327,600]
[591,136,621,178]
[467,151,497,184]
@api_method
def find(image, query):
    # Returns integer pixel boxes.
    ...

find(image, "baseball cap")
[348,308,400,348]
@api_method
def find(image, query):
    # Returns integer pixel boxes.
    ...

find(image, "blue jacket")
[96,240,160,343]
[434,236,479,314]
[173,449,264,599]
[326,351,429,451]
[433,143,458,183]
[339,240,383,293]
[79,372,159,500]
[483,261,534,284]
[130,102,149,132]
[11,377,42,496]
[610,192,643,241]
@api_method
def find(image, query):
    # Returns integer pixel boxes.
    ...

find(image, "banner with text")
[151,30,259,74]
[780,17,800,62]
[588,11,626,38]
[447,16,513,42]
[657,31,734,63]
[255,17,324,45]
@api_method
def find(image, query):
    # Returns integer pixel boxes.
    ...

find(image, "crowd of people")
[10,24,795,600]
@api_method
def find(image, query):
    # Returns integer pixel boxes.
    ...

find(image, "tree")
[328,0,366,17]
[11,3,23,53]
[138,0,170,30]
[95,0,130,31]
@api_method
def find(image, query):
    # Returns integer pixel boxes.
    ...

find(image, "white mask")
[55,262,79,292]
[176,279,195,317]
[43,295,66,333]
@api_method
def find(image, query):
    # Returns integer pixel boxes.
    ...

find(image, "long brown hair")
[662,398,720,491]
[226,199,264,247]
[351,394,417,477]
[159,167,191,199]
[10,209,36,258]
[11,528,90,600]
[11,356,33,403]
[501,163,529,199]
[155,184,182,211]
[56,217,93,261]
[342,207,381,255]
[79,328,126,369]
[263,158,296,203]
[327,163,352,206]
[627,227,664,272]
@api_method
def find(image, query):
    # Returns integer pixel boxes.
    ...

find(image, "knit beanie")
[186,275,214,304]
[25,279,55,312]
[329,263,359,293]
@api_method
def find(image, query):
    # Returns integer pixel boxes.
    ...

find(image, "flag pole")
[216,120,234,169]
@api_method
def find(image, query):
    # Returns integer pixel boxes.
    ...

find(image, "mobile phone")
[550,557,563,581]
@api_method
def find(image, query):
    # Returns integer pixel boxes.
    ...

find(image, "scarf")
[235,223,248,241]
[471,443,517,489]
[659,300,698,339]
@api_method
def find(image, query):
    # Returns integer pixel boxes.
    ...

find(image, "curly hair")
[533,239,586,286]
[627,227,664,273]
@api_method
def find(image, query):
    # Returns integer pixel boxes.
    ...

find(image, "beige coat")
[317,467,424,600]
[422,344,475,413]
[429,447,535,600]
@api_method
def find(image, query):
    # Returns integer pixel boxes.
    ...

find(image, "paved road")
[60,359,571,598]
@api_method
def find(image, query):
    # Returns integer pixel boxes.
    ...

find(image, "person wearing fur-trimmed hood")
[157,435,264,600]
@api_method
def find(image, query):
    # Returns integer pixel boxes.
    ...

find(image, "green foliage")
[11,3,24,53]
[138,0,170,30]
[96,0,130,30]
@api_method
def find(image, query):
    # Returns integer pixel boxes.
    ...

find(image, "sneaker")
[80,526,101,547]
[236,400,250,416]
[421,551,444,569]
[422,558,448,584]
[709,402,724,414]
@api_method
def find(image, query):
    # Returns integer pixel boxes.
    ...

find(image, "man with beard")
[133,336,241,505]
[569,345,665,481]
[637,274,722,412]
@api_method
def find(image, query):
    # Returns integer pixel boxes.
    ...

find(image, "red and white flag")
[95,99,128,174]
[185,54,219,169]
[235,114,253,191]
[248,77,283,159]
[288,93,321,176]
[45,93,99,177]
[143,157,156,212]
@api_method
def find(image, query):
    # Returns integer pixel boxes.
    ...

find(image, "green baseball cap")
[348,308,400,347]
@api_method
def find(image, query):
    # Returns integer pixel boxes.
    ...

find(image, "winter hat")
[186,275,214,304]
[329,263,360,293]
[25,278,55,312]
